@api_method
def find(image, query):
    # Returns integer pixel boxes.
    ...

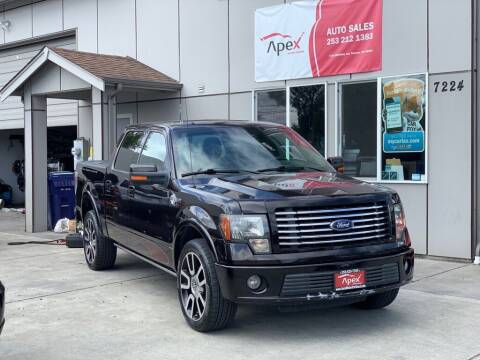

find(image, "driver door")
[128,131,175,266]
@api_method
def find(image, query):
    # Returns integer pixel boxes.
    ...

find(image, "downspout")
[473,0,480,264]
[106,83,123,159]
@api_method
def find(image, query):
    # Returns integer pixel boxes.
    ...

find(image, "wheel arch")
[173,220,219,269]
[81,188,107,237]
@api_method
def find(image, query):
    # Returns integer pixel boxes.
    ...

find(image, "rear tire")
[83,210,117,270]
[177,238,237,332]
[354,288,399,309]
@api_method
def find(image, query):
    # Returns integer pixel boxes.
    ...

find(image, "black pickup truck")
[75,120,414,332]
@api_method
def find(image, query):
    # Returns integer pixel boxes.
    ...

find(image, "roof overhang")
[0,47,182,102]
[0,47,105,102]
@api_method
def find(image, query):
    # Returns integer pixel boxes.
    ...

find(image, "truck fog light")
[248,238,271,254]
[404,259,413,275]
[247,275,262,290]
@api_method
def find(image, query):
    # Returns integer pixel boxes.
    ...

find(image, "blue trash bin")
[48,172,75,229]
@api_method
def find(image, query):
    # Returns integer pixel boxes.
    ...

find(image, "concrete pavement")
[0,211,479,360]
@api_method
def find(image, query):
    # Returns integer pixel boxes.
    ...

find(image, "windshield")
[171,124,334,178]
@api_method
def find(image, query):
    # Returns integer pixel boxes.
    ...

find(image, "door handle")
[127,185,136,197]
[105,180,112,192]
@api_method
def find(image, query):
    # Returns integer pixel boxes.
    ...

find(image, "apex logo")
[261,32,305,56]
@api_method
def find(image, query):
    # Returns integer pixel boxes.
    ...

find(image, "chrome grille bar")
[275,210,386,222]
[279,234,387,246]
[276,216,387,228]
[275,204,384,216]
[278,222,387,234]
[274,202,391,249]
[278,228,386,240]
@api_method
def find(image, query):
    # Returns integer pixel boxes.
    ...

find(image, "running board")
[114,243,177,277]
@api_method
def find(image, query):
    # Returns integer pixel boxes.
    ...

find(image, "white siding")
[137,0,179,81]
[428,73,472,259]
[429,0,472,73]
[4,5,32,43]
[97,0,136,57]
[63,0,97,52]
[229,92,252,121]
[179,0,228,97]
[0,36,77,130]
[32,0,62,37]
[182,95,228,120]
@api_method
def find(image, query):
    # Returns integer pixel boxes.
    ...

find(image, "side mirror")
[327,157,344,174]
[129,164,169,186]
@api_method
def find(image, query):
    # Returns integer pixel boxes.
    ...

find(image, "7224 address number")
[433,80,464,93]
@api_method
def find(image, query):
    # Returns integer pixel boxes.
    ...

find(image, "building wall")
[0,0,475,258]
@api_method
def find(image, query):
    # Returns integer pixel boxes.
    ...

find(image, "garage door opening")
[47,126,77,172]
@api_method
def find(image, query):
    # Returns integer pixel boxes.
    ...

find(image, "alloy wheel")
[84,217,97,264]
[180,252,207,321]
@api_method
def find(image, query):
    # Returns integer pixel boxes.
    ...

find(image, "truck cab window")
[138,132,167,171]
[114,131,144,172]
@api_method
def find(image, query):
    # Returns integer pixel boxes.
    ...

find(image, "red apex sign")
[255,0,382,82]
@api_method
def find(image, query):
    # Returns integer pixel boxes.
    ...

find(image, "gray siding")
[179,0,228,97]
[429,0,472,73]
[0,0,475,258]
[137,0,179,81]
[0,36,77,129]
[428,73,472,258]
[98,0,136,57]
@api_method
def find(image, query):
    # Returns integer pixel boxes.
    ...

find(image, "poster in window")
[381,74,426,182]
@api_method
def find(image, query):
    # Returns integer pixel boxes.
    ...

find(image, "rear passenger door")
[104,130,145,249]
[128,131,175,265]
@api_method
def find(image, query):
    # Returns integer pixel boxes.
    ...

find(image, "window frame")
[112,130,146,173]
[286,83,328,157]
[336,79,378,181]
[253,83,328,156]
[252,87,287,124]
[376,72,429,185]
[137,130,170,172]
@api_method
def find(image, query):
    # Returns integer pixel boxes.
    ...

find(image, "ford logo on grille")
[330,219,354,231]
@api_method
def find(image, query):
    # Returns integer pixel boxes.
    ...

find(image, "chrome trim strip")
[278,222,387,234]
[276,210,387,221]
[278,233,387,245]
[278,228,386,240]
[276,216,388,228]
[275,204,385,216]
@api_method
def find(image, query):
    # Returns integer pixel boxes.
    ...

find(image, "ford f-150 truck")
[75,121,414,332]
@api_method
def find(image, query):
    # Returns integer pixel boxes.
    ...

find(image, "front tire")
[177,238,237,332]
[83,210,117,270]
[354,288,399,309]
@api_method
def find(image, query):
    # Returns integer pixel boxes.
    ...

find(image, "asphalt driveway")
[0,211,479,360]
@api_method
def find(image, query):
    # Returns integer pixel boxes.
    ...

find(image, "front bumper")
[215,248,414,304]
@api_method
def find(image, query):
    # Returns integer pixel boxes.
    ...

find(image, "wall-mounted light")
[0,20,11,31]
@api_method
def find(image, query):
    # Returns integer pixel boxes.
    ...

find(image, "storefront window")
[340,82,377,177]
[255,89,286,124]
[289,85,326,155]
[380,74,427,182]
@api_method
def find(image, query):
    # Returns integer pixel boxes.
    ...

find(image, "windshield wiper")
[257,165,325,173]
[181,168,259,177]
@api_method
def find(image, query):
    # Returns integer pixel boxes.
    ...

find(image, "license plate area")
[334,269,366,291]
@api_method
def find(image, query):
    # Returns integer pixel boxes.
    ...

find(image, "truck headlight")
[394,203,409,245]
[219,215,271,254]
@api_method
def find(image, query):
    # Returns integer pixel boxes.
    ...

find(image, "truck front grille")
[274,202,392,250]
[281,263,399,297]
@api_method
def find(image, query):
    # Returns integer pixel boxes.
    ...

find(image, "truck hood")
[187,172,393,200]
